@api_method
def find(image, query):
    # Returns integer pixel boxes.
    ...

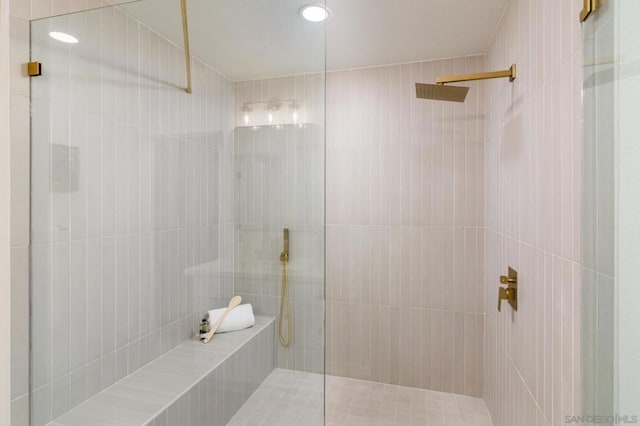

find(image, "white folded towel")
[208,303,255,334]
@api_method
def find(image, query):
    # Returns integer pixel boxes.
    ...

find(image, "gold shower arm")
[436,64,516,85]
[180,0,192,94]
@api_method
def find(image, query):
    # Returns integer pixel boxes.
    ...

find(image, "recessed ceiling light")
[299,4,330,22]
[49,32,79,44]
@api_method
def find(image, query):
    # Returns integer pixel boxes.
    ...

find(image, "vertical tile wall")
[17,5,235,426]
[233,76,326,374]
[325,57,486,398]
[483,0,584,425]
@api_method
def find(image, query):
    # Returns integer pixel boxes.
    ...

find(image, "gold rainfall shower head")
[415,84,470,103]
[416,64,516,103]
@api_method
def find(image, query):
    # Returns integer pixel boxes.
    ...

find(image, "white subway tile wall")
[24,5,235,426]
[483,0,584,425]
[325,57,486,398]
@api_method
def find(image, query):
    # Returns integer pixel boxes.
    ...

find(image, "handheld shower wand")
[279,228,292,347]
[281,228,289,262]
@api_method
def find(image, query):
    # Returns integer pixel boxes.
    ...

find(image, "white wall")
[1,0,12,423]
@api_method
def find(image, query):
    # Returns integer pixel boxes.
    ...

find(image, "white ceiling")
[121,0,507,81]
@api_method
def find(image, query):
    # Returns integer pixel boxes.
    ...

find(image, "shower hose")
[279,255,292,347]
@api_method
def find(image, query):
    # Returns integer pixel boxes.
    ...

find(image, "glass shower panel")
[613,0,640,417]
[581,0,616,419]
[29,1,325,425]
[583,0,640,418]
[234,122,325,373]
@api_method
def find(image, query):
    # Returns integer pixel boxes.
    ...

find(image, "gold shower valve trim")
[435,64,516,85]
[498,267,518,312]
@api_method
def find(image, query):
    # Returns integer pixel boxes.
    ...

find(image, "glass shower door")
[582,0,640,420]
[29,1,325,425]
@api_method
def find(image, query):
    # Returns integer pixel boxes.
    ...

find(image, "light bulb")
[292,112,299,123]
[299,5,330,22]
[268,113,274,124]
[49,32,79,44]
[243,113,250,125]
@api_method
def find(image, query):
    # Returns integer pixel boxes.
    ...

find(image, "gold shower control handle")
[498,267,518,312]
[498,288,513,312]
[500,276,517,284]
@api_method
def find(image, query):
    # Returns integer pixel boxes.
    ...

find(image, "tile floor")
[229,369,494,426]
[228,369,324,426]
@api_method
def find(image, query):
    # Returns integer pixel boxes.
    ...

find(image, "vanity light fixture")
[240,99,301,126]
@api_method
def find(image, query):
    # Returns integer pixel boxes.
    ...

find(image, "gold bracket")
[498,267,518,312]
[580,0,601,22]
[180,0,192,94]
[27,62,42,77]
[435,64,516,85]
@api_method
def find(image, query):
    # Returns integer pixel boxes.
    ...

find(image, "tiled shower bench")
[47,316,276,426]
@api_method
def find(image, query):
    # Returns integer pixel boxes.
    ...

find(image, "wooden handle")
[203,296,242,344]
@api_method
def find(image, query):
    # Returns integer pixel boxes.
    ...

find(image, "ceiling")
[121,0,507,81]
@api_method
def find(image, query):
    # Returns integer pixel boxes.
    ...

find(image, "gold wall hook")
[498,267,518,312]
